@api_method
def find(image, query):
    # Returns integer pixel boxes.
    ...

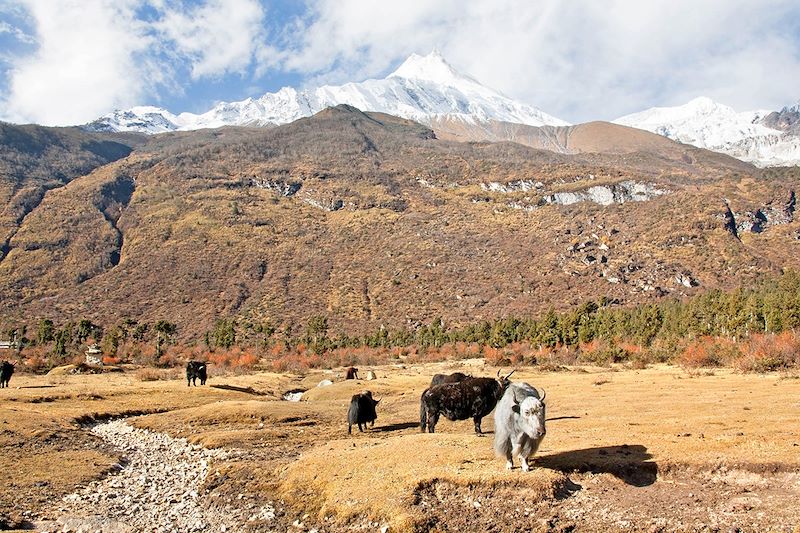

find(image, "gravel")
[36,419,275,533]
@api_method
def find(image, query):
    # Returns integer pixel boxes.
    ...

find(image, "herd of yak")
[0,358,547,470]
[186,361,548,470]
[346,368,548,470]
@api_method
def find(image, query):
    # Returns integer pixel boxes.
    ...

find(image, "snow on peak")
[86,106,179,134]
[389,50,475,86]
[614,98,800,167]
[83,51,569,134]
[685,96,720,110]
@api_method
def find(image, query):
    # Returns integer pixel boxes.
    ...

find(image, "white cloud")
[0,0,271,126]
[2,0,799,126]
[279,0,800,122]
[1,0,158,126]
[154,0,268,79]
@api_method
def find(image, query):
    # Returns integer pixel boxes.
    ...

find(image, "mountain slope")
[84,51,568,134]
[430,118,752,174]
[614,97,800,167]
[3,106,799,341]
[0,123,144,263]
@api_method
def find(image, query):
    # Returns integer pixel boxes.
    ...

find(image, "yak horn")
[496,369,502,378]
[504,369,516,380]
[537,388,546,402]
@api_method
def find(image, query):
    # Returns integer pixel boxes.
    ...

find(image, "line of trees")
[4,318,178,363]
[4,270,799,365]
[287,269,800,354]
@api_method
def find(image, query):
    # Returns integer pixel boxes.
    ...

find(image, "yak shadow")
[536,444,657,487]
[372,421,421,433]
[211,384,269,396]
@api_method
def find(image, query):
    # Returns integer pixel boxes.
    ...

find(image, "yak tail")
[419,397,427,432]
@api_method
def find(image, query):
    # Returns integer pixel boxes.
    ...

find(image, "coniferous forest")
[5,270,800,374]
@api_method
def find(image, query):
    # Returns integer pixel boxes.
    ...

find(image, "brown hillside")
[431,117,750,168]
[0,123,144,263]
[0,107,798,340]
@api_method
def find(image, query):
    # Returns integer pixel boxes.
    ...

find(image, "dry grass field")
[2,361,800,531]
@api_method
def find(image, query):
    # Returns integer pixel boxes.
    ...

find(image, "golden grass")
[279,433,567,531]
[3,361,800,529]
[274,363,800,530]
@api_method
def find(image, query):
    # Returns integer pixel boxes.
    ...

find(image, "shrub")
[679,336,740,369]
[270,352,323,373]
[736,332,799,372]
[483,346,509,366]
[535,343,579,367]
[207,347,261,369]
[579,340,630,366]
[646,337,682,363]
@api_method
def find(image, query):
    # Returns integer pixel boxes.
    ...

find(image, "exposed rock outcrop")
[248,177,302,197]
[723,191,795,237]
[541,181,668,207]
[481,179,544,193]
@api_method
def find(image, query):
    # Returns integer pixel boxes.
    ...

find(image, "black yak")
[420,370,514,434]
[348,390,380,434]
[186,361,207,386]
[430,371,470,387]
[0,361,13,388]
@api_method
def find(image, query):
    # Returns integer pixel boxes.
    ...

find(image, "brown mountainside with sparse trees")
[0,105,798,341]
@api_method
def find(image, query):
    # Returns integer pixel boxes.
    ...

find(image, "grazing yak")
[494,383,547,471]
[420,370,515,434]
[186,361,207,386]
[0,361,13,388]
[348,390,380,434]
[430,371,470,387]
[345,366,359,380]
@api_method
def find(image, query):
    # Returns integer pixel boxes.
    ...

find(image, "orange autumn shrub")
[679,336,739,369]
[736,331,800,372]
[483,346,509,366]
[208,347,261,369]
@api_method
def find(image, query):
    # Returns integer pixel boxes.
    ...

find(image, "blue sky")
[1,0,799,126]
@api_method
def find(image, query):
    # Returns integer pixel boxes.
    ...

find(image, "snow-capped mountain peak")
[85,51,568,134]
[389,50,477,86]
[614,98,800,167]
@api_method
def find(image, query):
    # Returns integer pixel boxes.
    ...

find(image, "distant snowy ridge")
[614,97,800,167]
[85,51,568,134]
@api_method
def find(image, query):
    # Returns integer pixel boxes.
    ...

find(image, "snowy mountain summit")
[85,51,568,134]
[614,97,800,167]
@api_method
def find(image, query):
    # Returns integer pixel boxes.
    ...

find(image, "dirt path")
[35,420,276,533]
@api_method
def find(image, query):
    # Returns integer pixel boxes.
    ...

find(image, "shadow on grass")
[537,444,657,487]
[373,421,421,432]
